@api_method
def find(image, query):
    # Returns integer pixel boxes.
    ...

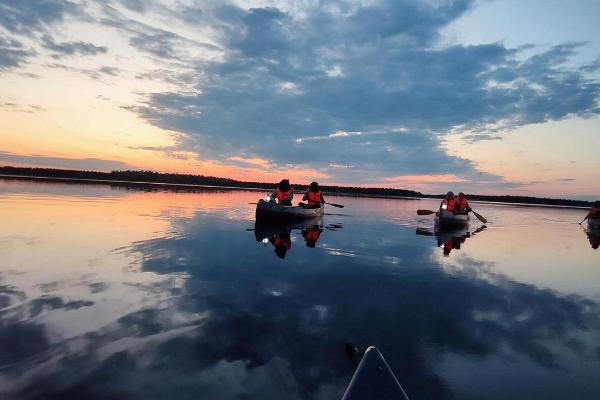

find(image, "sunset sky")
[1,0,599,199]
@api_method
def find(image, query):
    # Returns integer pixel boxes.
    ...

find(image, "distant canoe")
[255,199,324,221]
[435,209,469,228]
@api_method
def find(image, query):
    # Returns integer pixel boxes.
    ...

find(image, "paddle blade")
[327,203,344,208]
[471,210,487,223]
[417,209,436,215]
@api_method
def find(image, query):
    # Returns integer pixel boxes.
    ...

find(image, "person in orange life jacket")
[454,192,471,215]
[584,201,600,220]
[269,179,294,206]
[273,232,291,259]
[439,191,458,213]
[300,181,326,208]
[302,225,322,248]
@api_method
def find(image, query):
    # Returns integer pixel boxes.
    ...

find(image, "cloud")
[0,151,135,171]
[0,0,74,34]
[0,35,34,71]
[123,0,600,186]
[0,101,45,113]
[45,62,121,80]
[41,34,108,58]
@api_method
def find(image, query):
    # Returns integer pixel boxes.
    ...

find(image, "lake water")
[1,178,599,400]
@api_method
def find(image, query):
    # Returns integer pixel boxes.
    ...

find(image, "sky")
[0,0,599,199]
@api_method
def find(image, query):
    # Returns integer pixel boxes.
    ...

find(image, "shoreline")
[0,174,590,210]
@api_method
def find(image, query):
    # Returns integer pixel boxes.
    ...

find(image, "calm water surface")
[1,178,599,400]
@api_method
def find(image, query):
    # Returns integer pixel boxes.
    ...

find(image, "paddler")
[439,191,458,213]
[269,179,294,206]
[455,192,471,215]
[300,181,325,208]
[581,201,600,223]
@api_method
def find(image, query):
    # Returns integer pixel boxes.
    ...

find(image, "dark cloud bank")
[122,0,600,184]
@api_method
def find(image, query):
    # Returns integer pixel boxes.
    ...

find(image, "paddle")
[325,202,344,208]
[470,209,487,223]
[417,209,437,215]
[579,215,589,225]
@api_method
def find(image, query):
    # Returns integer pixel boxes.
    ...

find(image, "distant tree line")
[0,166,593,207]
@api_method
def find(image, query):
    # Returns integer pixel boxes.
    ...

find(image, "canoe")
[435,209,469,228]
[341,346,410,400]
[255,199,324,221]
[588,218,600,231]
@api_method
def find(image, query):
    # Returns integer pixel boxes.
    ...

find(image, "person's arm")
[302,192,308,201]
[284,189,294,202]
[321,193,326,204]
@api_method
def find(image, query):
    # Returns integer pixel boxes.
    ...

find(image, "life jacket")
[276,188,294,203]
[441,197,457,212]
[455,197,469,212]
[306,190,322,206]
[274,234,291,250]
[303,226,320,241]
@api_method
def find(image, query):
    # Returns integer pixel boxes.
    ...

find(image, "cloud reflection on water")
[1,181,600,399]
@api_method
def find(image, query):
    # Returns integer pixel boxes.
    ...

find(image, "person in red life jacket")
[273,232,291,259]
[454,192,471,215]
[300,181,326,208]
[583,201,600,223]
[269,179,294,206]
[439,191,458,213]
[302,225,322,248]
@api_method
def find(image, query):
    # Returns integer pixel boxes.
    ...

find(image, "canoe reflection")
[584,227,600,250]
[253,218,340,258]
[416,225,487,256]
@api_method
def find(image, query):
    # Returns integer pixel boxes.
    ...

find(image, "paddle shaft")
[417,209,437,215]
[470,209,487,224]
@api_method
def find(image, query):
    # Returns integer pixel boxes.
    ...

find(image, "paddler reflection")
[254,218,324,259]
[302,225,323,248]
[416,225,486,256]
[273,232,292,258]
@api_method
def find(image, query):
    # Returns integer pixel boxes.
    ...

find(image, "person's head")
[275,244,288,258]
[446,191,454,199]
[309,181,319,191]
[458,192,465,198]
[594,200,600,207]
[278,179,291,191]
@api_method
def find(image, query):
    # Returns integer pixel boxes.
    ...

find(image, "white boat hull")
[255,199,324,221]
[435,209,469,228]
